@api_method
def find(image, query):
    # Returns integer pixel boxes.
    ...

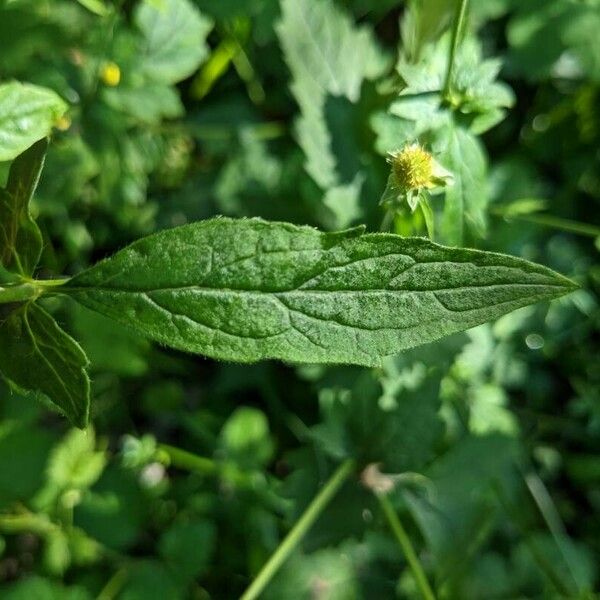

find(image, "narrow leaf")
[0,138,47,276]
[0,303,90,427]
[0,82,67,161]
[440,125,488,245]
[63,218,576,367]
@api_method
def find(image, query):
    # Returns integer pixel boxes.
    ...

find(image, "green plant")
[1,0,598,598]
[0,135,575,426]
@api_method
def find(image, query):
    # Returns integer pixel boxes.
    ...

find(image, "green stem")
[240,459,355,600]
[158,444,286,513]
[159,443,218,477]
[0,277,70,305]
[442,0,469,101]
[0,512,56,536]
[0,282,39,304]
[491,210,600,238]
[377,494,436,600]
[96,568,128,600]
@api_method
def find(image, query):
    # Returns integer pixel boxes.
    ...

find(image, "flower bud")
[100,61,121,87]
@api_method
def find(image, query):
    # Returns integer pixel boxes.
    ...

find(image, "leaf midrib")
[63,281,570,297]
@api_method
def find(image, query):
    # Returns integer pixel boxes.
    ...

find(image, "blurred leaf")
[75,0,109,17]
[120,560,180,600]
[159,518,216,582]
[507,0,600,81]
[0,138,46,276]
[102,84,183,123]
[0,420,56,504]
[215,128,282,216]
[66,217,575,366]
[513,532,597,595]
[0,82,66,162]
[73,304,150,377]
[322,175,364,230]
[276,0,388,190]
[265,546,359,600]
[134,0,213,85]
[220,407,274,468]
[405,434,518,573]
[439,124,488,245]
[44,527,71,575]
[400,0,456,62]
[75,465,147,550]
[0,576,91,600]
[46,428,106,492]
[0,303,90,427]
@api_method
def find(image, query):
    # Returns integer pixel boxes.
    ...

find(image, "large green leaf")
[0,82,66,162]
[134,0,213,85]
[0,303,90,427]
[0,138,47,276]
[64,218,575,367]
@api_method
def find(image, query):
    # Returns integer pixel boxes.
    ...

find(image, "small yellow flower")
[55,115,72,131]
[100,61,121,87]
[380,143,453,213]
[388,143,433,192]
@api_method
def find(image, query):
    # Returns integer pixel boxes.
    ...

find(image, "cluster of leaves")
[0,0,599,598]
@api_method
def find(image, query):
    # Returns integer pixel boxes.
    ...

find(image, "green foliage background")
[0,0,599,598]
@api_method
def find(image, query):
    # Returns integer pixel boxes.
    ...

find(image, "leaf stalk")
[377,493,437,600]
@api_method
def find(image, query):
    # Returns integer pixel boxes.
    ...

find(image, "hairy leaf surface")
[0,303,90,427]
[66,218,576,367]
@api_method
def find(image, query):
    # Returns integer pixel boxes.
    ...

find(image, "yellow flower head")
[100,61,121,87]
[55,115,72,132]
[387,143,433,192]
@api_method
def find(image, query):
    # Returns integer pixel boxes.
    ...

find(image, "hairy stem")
[240,459,355,600]
[377,494,437,600]
[442,0,469,101]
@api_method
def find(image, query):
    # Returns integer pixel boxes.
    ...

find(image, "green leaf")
[75,0,109,16]
[0,138,47,276]
[1,576,92,600]
[220,407,274,468]
[276,0,388,189]
[405,434,518,576]
[440,125,488,245]
[0,82,67,162]
[120,560,180,600]
[159,518,216,583]
[46,428,106,491]
[134,0,213,85]
[0,303,90,427]
[65,217,576,367]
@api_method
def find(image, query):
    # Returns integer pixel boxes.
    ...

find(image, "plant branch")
[377,493,436,600]
[240,459,355,600]
[442,0,469,101]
